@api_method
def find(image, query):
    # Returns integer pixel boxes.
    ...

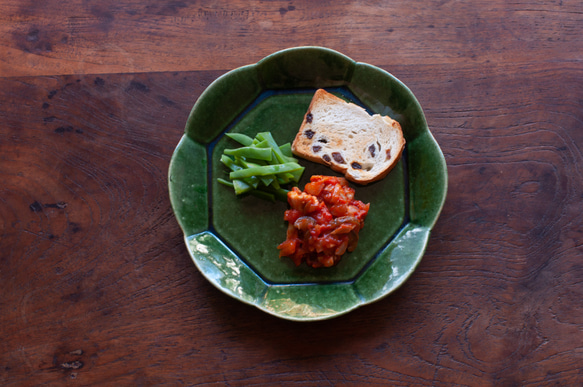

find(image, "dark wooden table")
[2,1,582,385]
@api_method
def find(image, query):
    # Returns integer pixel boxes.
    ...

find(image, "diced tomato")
[311,203,333,224]
[303,180,325,196]
[277,238,297,257]
[285,223,298,240]
[283,209,303,223]
[277,175,370,268]
[329,203,348,217]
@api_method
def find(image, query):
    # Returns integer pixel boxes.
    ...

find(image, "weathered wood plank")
[0,0,582,77]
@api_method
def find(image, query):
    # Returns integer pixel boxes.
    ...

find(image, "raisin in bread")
[291,89,406,185]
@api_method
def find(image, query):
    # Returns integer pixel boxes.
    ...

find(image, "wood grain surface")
[1,0,582,386]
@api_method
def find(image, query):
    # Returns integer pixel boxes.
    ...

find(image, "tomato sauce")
[277,175,370,268]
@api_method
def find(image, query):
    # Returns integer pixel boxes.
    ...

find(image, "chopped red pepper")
[277,175,370,268]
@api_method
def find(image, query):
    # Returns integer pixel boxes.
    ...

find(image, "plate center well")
[210,90,407,284]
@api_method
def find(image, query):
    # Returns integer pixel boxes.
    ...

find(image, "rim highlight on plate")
[168,46,447,321]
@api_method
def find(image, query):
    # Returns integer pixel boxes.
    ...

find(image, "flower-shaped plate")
[168,47,447,321]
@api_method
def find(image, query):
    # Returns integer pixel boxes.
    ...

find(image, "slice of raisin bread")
[291,89,406,185]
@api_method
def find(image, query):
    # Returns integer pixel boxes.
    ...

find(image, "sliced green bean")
[220,155,241,171]
[279,143,293,158]
[226,133,254,146]
[224,146,273,161]
[217,178,234,187]
[233,179,253,195]
[260,175,274,186]
[238,159,265,169]
[253,139,271,149]
[288,167,304,181]
[229,162,304,179]
[218,131,304,202]
[256,132,296,164]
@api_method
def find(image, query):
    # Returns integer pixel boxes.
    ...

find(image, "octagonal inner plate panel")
[211,89,406,284]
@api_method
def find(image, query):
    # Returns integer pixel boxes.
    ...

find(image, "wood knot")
[61,360,83,370]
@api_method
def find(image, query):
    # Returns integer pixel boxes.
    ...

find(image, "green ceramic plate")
[168,47,447,321]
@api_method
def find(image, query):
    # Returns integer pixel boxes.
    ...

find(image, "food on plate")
[277,175,370,268]
[291,89,406,185]
[218,131,305,202]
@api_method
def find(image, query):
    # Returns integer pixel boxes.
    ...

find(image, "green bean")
[256,132,297,164]
[221,157,260,187]
[217,178,234,187]
[252,139,271,149]
[220,155,240,171]
[233,179,252,195]
[277,173,293,184]
[279,143,293,158]
[218,131,304,202]
[229,162,303,179]
[260,175,274,186]
[238,159,265,169]
[224,146,273,161]
[225,133,254,146]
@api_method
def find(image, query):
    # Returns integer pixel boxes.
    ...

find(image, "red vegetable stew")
[277,175,370,268]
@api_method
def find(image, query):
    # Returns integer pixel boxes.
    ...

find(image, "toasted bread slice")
[291,89,406,184]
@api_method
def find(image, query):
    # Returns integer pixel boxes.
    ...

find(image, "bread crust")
[291,89,405,185]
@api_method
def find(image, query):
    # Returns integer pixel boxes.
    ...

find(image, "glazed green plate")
[168,47,447,321]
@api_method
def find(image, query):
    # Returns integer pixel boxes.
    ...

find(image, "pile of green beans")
[217,132,304,202]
